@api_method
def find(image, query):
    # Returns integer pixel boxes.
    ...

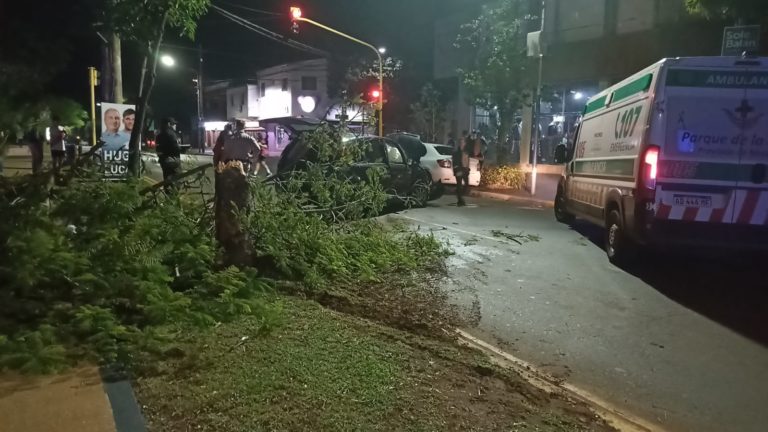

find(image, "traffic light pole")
[293,15,384,137]
[88,67,98,147]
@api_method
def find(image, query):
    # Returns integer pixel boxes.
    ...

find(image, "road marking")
[455,329,664,432]
[398,214,519,246]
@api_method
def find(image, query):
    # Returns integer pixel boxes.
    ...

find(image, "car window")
[362,139,387,163]
[386,142,405,164]
[434,145,453,156]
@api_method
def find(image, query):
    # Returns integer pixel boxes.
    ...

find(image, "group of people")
[449,129,486,207]
[22,115,67,175]
[153,117,272,189]
[211,120,271,177]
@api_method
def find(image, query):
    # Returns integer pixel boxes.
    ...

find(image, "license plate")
[673,195,712,208]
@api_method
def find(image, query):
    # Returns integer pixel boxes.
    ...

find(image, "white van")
[554,56,768,262]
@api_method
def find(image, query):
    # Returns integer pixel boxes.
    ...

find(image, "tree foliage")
[0,126,446,374]
[685,0,768,24]
[456,0,532,163]
[410,83,446,143]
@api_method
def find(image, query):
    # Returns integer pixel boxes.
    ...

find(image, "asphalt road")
[393,195,768,432]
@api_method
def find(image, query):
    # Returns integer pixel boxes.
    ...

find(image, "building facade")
[435,0,728,166]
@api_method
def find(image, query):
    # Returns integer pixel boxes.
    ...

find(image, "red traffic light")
[290,7,302,20]
[371,89,381,99]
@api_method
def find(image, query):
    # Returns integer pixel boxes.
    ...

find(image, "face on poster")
[100,103,136,152]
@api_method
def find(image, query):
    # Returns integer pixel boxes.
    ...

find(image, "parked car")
[421,143,482,187]
[272,119,433,207]
[387,132,444,199]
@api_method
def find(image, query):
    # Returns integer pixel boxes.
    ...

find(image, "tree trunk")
[215,162,254,268]
[129,14,168,177]
[111,34,123,103]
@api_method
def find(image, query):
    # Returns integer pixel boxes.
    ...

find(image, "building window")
[260,83,266,97]
[301,76,318,91]
[282,78,288,92]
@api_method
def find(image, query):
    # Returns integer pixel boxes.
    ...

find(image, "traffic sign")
[721,25,761,56]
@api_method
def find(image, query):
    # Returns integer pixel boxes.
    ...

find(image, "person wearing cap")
[221,119,259,173]
[212,123,233,166]
[156,117,182,183]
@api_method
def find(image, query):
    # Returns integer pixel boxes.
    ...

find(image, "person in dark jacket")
[453,131,471,207]
[24,128,44,174]
[156,117,182,184]
[212,123,232,166]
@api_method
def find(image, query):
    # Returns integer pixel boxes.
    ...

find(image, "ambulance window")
[605,92,614,107]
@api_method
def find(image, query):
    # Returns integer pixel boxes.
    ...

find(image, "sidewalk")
[466,173,559,207]
[0,367,145,432]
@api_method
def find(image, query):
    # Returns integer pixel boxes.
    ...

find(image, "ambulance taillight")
[642,146,660,190]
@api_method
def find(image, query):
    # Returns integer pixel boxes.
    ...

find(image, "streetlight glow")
[160,54,176,67]
[573,91,584,100]
[290,6,302,20]
[378,47,387,54]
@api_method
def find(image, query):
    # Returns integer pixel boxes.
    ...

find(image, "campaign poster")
[100,103,135,179]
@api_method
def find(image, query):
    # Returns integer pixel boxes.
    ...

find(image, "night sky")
[2,0,479,130]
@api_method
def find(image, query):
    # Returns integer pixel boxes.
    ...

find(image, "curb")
[455,329,663,432]
[100,368,148,432]
[467,189,554,208]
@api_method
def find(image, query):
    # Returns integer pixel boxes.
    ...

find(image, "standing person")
[25,127,44,174]
[156,117,182,185]
[446,132,456,149]
[252,133,272,177]
[213,123,232,165]
[457,130,470,151]
[222,119,259,174]
[452,136,470,207]
[471,130,487,170]
[49,116,66,173]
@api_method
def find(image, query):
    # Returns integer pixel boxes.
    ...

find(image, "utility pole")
[530,0,546,197]
[112,34,123,103]
[197,44,205,151]
[88,67,100,147]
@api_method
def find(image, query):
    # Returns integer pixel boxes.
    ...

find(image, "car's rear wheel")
[408,177,431,208]
[554,187,575,224]
[606,209,634,265]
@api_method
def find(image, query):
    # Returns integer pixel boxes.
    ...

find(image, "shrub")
[0,178,280,373]
[480,165,526,190]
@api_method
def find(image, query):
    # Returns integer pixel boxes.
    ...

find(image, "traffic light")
[89,67,101,87]
[366,88,383,105]
[290,7,301,34]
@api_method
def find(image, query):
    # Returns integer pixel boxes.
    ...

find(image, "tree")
[96,0,211,176]
[410,83,446,143]
[686,0,768,25]
[456,0,531,164]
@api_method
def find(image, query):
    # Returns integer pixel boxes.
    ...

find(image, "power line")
[215,1,281,16]
[211,5,328,57]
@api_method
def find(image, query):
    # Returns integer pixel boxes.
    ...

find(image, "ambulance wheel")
[606,209,633,265]
[554,187,575,223]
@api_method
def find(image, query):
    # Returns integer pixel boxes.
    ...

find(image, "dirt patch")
[314,274,464,339]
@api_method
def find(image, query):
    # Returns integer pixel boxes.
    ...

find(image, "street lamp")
[160,54,176,67]
[572,91,584,100]
[378,47,387,55]
[160,53,205,151]
[289,6,385,137]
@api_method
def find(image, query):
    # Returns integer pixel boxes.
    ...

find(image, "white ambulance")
[553,56,768,263]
